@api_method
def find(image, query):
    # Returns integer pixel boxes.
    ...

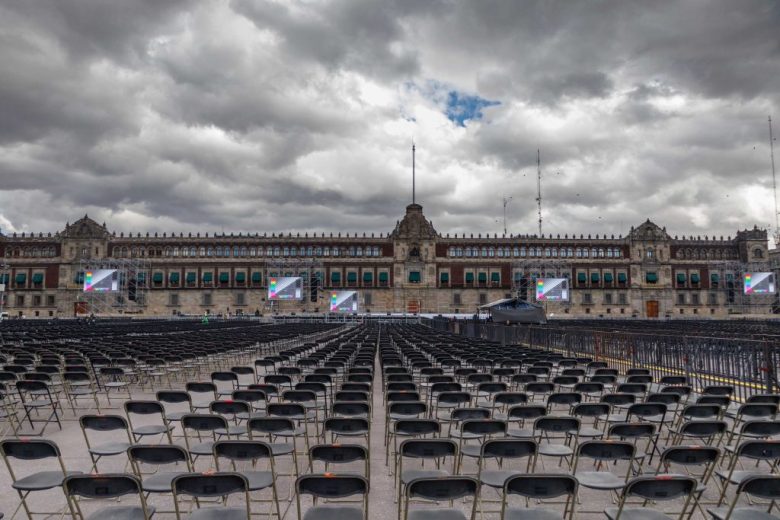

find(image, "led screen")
[744,272,775,294]
[84,269,119,292]
[268,277,303,300]
[535,278,569,301]
[330,291,358,312]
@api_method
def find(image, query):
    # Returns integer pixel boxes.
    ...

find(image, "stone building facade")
[0,204,773,318]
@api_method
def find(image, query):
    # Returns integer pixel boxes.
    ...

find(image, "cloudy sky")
[0,1,779,242]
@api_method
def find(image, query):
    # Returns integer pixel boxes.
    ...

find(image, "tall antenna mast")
[770,116,778,245]
[502,196,512,235]
[412,143,416,205]
[536,149,543,236]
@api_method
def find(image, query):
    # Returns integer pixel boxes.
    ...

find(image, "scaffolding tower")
[78,258,151,316]
[263,258,325,313]
[511,259,573,305]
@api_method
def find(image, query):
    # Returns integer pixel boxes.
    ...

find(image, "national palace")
[0,203,776,318]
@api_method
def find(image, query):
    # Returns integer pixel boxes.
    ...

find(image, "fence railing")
[426,318,780,401]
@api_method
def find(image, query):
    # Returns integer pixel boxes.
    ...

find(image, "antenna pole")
[412,144,416,205]
[536,149,543,236]
[770,116,778,243]
[502,196,512,235]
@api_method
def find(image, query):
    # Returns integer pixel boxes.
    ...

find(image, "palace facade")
[0,204,774,318]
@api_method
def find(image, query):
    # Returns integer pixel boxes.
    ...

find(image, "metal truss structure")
[78,257,151,316]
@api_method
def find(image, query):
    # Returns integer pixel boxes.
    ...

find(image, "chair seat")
[708,507,779,520]
[190,441,215,455]
[400,469,449,484]
[507,428,534,438]
[68,388,97,396]
[86,505,156,520]
[449,430,481,440]
[460,444,483,458]
[105,382,129,388]
[408,510,469,520]
[538,443,573,457]
[90,441,132,456]
[575,471,626,490]
[12,470,82,491]
[579,427,605,438]
[143,472,187,492]
[480,469,524,488]
[269,442,295,456]
[303,505,364,520]
[188,506,248,520]
[216,425,248,437]
[715,470,765,485]
[605,508,675,520]
[242,471,274,491]
[133,424,173,436]
[389,413,423,421]
[503,508,567,520]
[166,411,189,421]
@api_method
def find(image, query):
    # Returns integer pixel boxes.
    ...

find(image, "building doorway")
[645,300,659,318]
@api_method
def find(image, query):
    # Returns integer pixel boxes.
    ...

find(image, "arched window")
[754,248,764,258]
[173,247,179,257]
[215,246,222,257]
[598,248,605,257]
[373,246,380,256]
[567,247,573,257]
[207,247,214,257]
[481,247,488,257]
[582,248,589,258]
[614,248,622,258]
[497,248,504,257]
[552,248,558,257]
[332,247,339,257]
[290,246,297,256]
[199,246,206,256]
[488,247,495,257]
[323,247,330,256]
[356,247,363,257]
[315,246,323,256]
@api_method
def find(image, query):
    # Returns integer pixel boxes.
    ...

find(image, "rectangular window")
[604,293,613,304]
[15,295,24,307]
[677,293,686,305]
[363,292,372,306]
[691,293,700,305]
[453,293,462,305]
[202,293,212,306]
[708,292,718,305]
[583,293,592,304]
[32,295,42,306]
[169,293,179,306]
[478,293,487,305]
[235,293,246,306]
[47,295,56,307]
[618,293,627,305]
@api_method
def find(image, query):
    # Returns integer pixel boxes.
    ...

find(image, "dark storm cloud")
[0,0,778,242]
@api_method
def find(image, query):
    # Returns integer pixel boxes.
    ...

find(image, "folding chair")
[0,385,21,437]
[213,440,281,519]
[64,473,154,520]
[323,417,370,447]
[534,416,580,469]
[128,444,193,505]
[656,445,720,518]
[389,419,441,467]
[476,439,537,514]
[63,372,101,414]
[506,404,547,438]
[181,413,231,466]
[15,379,63,434]
[172,472,251,520]
[456,419,508,472]
[397,439,458,514]
[572,440,638,513]
[295,474,369,520]
[500,474,578,520]
[124,400,175,444]
[247,417,302,479]
[708,475,780,520]
[716,440,780,506]
[403,476,478,520]
[100,367,133,404]
[79,414,133,472]
[0,439,81,519]
[309,444,369,477]
[605,475,698,520]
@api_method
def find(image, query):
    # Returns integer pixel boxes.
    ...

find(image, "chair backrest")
[128,444,189,466]
[400,439,457,459]
[173,472,249,497]
[738,475,780,501]
[210,400,250,416]
[296,474,368,498]
[248,417,296,435]
[608,422,656,439]
[504,474,578,499]
[80,414,128,432]
[407,476,478,501]
[182,413,228,432]
[1,438,60,459]
[508,404,547,420]
[64,473,142,498]
[534,416,580,435]
[461,419,507,436]
[660,446,720,467]
[737,440,780,461]
[436,391,471,406]
[388,401,427,416]
[622,475,696,501]
[481,439,537,460]
[394,419,440,436]
[213,440,272,462]
[124,400,165,416]
[156,391,192,405]
[577,440,635,462]
[310,444,368,464]
[324,417,369,433]
[451,407,491,422]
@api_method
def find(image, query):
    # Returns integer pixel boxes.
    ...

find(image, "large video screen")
[330,291,358,313]
[744,272,775,294]
[535,278,569,301]
[268,277,303,300]
[84,269,119,292]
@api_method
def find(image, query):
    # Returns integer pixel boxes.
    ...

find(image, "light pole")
[0,261,8,318]
[502,196,513,235]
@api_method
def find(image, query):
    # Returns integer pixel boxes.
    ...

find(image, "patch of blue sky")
[404,80,500,127]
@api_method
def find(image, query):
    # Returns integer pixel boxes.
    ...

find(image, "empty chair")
[212,440,281,519]
[124,400,174,443]
[128,444,193,501]
[0,439,81,519]
[715,440,780,506]
[172,472,250,520]
[295,474,369,520]
[476,439,537,508]
[605,475,698,520]
[534,416,580,469]
[403,476,478,520]
[708,475,780,520]
[309,444,369,477]
[79,414,133,472]
[397,439,457,510]
[64,473,155,520]
[180,413,230,464]
[500,474,578,520]
[573,441,637,512]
